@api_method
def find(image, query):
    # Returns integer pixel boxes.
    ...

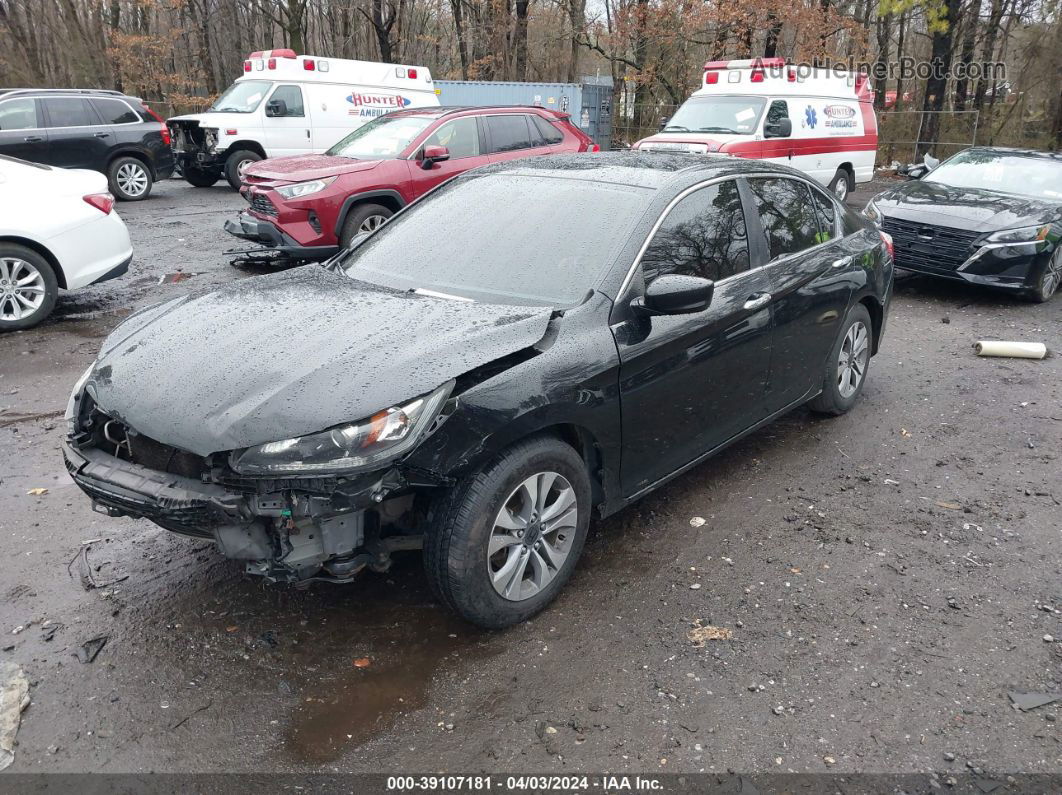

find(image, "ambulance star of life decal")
[804,105,818,129]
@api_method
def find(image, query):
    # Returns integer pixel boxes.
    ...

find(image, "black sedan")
[64,153,893,628]
[864,147,1062,302]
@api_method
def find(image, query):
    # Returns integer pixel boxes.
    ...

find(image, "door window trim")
[266,84,305,118]
[615,171,849,304]
[37,95,141,130]
[416,116,483,160]
[88,97,145,127]
[0,97,43,132]
[483,113,536,154]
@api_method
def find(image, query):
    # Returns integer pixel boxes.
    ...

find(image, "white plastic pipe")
[974,341,1048,359]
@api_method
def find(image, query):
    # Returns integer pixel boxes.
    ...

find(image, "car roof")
[959,146,1062,162]
[464,150,812,191]
[0,88,133,99]
[385,105,567,120]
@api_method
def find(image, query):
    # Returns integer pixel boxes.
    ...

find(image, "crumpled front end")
[63,389,439,584]
[168,118,223,171]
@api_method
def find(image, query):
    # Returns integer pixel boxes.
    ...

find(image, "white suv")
[0,154,133,330]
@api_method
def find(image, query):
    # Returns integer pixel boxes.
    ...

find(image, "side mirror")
[632,275,714,316]
[420,145,450,169]
[764,118,792,138]
[265,99,287,118]
[905,164,928,180]
[658,116,669,131]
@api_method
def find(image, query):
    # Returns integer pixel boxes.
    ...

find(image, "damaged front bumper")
[63,437,432,584]
[224,213,340,261]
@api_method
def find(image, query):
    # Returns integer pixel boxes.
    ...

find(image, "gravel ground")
[0,176,1059,778]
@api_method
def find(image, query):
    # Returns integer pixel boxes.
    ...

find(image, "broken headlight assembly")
[229,381,452,476]
[65,363,95,432]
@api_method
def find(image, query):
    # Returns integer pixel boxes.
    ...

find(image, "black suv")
[0,88,174,200]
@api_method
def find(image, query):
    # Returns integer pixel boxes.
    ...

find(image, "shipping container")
[434,77,613,150]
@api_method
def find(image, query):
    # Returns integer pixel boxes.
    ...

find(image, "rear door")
[0,97,48,163]
[262,84,311,156]
[613,178,773,494]
[484,114,552,165]
[743,176,858,411]
[408,115,485,199]
[40,96,108,170]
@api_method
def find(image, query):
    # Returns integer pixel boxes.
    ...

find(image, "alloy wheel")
[358,214,388,234]
[837,320,869,398]
[0,257,46,322]
[116,162,149,197]
[834,178,849,201]
[1039,249,1062,300]
[488,471,578,602]
[236,158,255,178]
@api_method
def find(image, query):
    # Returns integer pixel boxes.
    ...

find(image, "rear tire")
[224,149,262,190]
[0,244,58,331]
[108,156,153,201]
[184,166,221,188]
[828,168,853,202]
[807,303,873,416]
[1026,248,1061,303]
[424,436,591,629]
[339,203,393,248]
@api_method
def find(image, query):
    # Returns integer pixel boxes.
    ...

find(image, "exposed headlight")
[230,381,453,475]
[863,200,883,225]
[65,363,95,431]
[275,177,337,199]
[985,225,1051,245]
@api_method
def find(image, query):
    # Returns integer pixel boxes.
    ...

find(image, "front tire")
[807,303,873,416]
[108,156,153,201]
[0,245,58,331]
[338,203,393,248]
[424,436,591,629]
[224,149,262,190]
[184,165,221,188]
[828,168,853,202]
[1026,248,1062,303]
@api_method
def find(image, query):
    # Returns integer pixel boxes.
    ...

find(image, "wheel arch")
[334,191,406,237]
[0,235,65,288]
[858,293,883,355]
[107,148,154,179]
[226,141,267,159]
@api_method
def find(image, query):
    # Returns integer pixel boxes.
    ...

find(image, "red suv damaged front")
[224,106,598,259]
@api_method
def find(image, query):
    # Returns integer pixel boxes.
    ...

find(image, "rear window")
[42,97,98,128]
[91,98,141,125]
[532,115,564,145]
[747,177,821,259]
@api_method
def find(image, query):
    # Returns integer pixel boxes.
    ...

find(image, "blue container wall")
[434,80,612,150]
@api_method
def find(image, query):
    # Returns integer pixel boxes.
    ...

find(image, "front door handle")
[23,135,43,142]
[93,132,110,138]
[832,255,853,268]
[743,293,772,311]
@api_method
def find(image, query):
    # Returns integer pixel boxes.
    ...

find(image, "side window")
[747,177,820,259]
[423,117,480,159]
[269,85,304,117]
[486,115,532,153]
[640,180,750,283]
[765,100,789,125]
[809,186,840,242]
[532,115,564,145]
[90,98,140,125]
[42,97,99,128]
[0,98,39,131]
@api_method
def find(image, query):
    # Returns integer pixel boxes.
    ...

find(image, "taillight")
[84,193,115,214]
[880,230,894,260]
[589,143,600,152]
[142,104,171,146]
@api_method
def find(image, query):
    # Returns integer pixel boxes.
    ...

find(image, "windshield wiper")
[697,126,738,133]
[662,125,690,132]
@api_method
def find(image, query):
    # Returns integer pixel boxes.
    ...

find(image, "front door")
[408,116,486,199]
[743,176,857,411]
[0,98,47,163]
[262,84,310,157]
[613,178,773,495]
[40,96,108,170]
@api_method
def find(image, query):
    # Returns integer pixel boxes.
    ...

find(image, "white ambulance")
[634,58,877,201]
[168,49,439,189]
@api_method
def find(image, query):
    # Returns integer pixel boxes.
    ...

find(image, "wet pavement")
[1,178,1060,775]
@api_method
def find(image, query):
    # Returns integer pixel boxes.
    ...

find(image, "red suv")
[224,106,598,259]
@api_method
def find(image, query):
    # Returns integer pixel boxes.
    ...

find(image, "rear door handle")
[23,135,43,142]
[832,255,853,268]
[93,132,110,138]
[743,293,772,311]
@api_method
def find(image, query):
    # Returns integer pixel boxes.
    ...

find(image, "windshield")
[340,174,650,305]
[210,81,270,114]
[924,150,1062,201]
[328,115,435,160]
[663,96,766,135]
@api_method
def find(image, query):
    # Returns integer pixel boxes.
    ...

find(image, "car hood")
[872,180,1062,231]
[244,155,383,183]
[86,266,552,456]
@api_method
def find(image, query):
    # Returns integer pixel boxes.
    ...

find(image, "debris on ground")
[158,272,196,284]
[26,488,47,496]
[75,636,108,664]
[67,543,129,592]
[687,621,733,646]
[0,663,30,772]
[974,340,1048,359]
[936,501,962,510]
[689,516,706,527]
[1007,691,1060,711]
[169,700,213,731]
[353,657,372,668]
